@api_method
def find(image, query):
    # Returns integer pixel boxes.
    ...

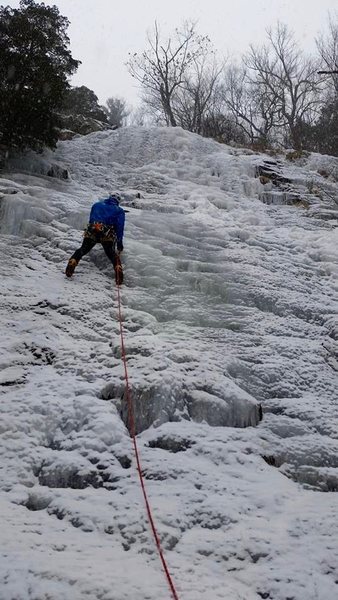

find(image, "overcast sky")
[6,0,338,107]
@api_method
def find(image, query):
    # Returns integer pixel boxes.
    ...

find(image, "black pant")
[71,238,118,268]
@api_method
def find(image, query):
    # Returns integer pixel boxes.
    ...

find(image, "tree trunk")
[160,84,177,127]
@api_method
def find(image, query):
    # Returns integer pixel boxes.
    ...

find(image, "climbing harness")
[116,279,180,600]
[84,222,117,243]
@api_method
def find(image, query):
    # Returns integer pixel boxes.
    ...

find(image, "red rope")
[116,281,180,600]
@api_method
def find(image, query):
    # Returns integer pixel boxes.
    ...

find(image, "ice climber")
[65,192,125,284]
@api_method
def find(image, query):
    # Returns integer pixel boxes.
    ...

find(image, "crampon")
[114,256,123,285]
[65,258,78,278]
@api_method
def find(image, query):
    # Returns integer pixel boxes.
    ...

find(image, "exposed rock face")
[256,160,292,186]
[58,113,115,137]
[256,159,309,206]
[46,163,69,179]
[58,129,79,141]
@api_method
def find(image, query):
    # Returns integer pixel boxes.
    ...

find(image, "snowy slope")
[0,127,338,600]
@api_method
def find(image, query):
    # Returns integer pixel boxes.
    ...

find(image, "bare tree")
[127,21,210,126]
[105,96,130,128]
[221,64,278,146]
[173,55,223,134]
[316,14,338,92]
[245,23,322,148]
[128,105,158,127]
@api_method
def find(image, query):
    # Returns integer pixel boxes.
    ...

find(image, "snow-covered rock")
[58,113,114,137]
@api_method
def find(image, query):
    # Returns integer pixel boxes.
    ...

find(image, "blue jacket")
[89,198,125,243]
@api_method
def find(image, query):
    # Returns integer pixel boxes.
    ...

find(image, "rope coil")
[116,281,180,600]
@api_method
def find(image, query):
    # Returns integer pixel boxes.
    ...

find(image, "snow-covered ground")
[1,127,338,600]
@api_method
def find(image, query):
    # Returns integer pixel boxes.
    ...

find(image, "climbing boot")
[114,257,123,285]
[65,258,78,278]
